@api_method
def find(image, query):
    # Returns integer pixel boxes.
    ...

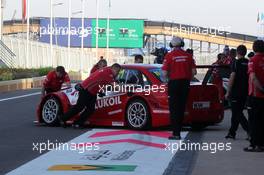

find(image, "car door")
[88,68,134,126]
[89,68,150,126]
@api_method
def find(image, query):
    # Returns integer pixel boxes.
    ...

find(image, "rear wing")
[195,65,230,85]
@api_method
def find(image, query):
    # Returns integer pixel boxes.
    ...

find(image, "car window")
[149,68,168,83]
[116,69,128,84]
[117,69,150,86]
[126,70,142,85]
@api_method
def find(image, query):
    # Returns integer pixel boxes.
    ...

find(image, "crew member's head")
[223,45,230,56]
[169,36,184,48]
[229,48,237,58]
[134,54,144,63]
[111,63,122,77]
[236,45,247,58]
[253,40,264,53]
[97,59,107,69]
[247,52,255,59]
[55,66,66,78]
[217,53,225,61]
[186,48,194,56]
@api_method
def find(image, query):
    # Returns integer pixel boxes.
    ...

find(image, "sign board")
[39,18,144,48]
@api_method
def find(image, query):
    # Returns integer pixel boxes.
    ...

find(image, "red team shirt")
[248,53,264,98]
[90,65,99,74]
[222,56,233,65]
[82,67,116,95]
[43,71,70,92]
[162,49,196,80]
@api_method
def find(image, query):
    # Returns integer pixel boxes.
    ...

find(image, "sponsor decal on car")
[108,109,123,116]
[152,109,169,114]
[112,121,124,126]
[63,88,79,105]
[95,96,122,109]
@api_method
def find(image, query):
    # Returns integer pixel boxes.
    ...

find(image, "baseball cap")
[170,36,183,47]
[223,45,230,51]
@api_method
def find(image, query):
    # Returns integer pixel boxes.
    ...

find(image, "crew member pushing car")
[162,36,196,140]
[41,66,71,97]
[60,63,122,128]
[90,59,107,74]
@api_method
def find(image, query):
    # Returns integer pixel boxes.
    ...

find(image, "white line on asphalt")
[0,92,41,102]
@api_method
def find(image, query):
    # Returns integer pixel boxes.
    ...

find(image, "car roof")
[121,64,162,70]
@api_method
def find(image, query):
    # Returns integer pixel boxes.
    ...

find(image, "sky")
[2,0,264,36]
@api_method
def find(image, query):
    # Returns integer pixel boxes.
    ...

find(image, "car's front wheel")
[41,97,61,126]
[126,99,150,130]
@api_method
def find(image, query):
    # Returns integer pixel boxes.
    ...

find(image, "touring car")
[37,64,224,130]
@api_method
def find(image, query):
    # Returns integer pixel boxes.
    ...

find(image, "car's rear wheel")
[126,99,150,130]
[42,97,61,126]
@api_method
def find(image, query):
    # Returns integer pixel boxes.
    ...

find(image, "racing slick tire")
[126,99,151,130]
[41,97,61,126]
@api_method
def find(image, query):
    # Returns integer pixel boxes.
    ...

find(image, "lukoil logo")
[95,96,122,109]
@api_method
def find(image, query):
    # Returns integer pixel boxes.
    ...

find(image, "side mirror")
[98,92,106,98]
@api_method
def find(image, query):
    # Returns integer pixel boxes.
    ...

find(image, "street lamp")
[68,0,71,71]
[71,1,85,72]
[71,10,83,72]
[81,0,85,72]
[96,0,100,59]
[53,2,64,46]
[49,0,63,68]
[106,0,111,62]
[0,0,5,40]
[96,0,111,61]
[26,0,30,68]
[71,0,85,72]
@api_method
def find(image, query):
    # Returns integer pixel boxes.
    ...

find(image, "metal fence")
[2,36,215,74]
[0,39,16,68]
[1,36,126,72]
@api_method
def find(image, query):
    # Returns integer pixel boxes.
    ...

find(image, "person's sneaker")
[225,133,235,139]
[168,135,181,140]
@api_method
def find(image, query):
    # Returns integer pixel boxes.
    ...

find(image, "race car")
[37,64,224,130]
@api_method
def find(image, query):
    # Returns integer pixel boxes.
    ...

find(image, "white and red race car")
[37,64,224,130]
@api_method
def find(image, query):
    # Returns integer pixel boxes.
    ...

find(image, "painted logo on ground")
[81,150,135,161]
[48,164,137,171]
